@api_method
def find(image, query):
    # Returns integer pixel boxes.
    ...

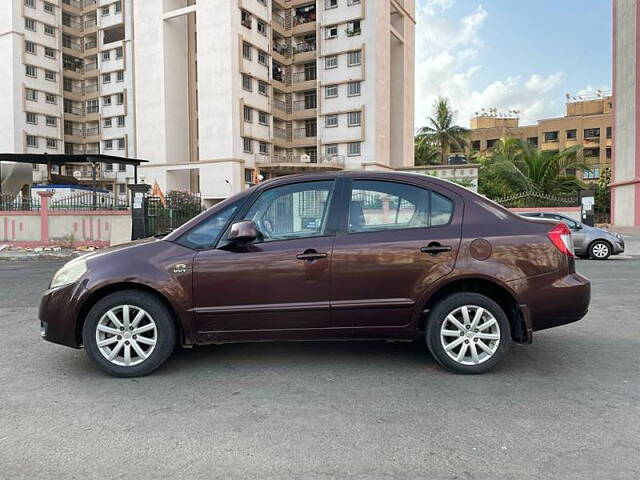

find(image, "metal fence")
[0,193,41,211]
[49,192,130,211]
[144,193,204,237]
[495,192,581,208]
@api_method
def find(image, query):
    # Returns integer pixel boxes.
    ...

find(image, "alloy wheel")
[95,305,157,367]
[440,305,501,366]
[591,242,609,259]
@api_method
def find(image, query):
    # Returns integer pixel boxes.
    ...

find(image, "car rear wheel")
[589,240,611,260]
[425,293,511,374]
[82,290,177,377]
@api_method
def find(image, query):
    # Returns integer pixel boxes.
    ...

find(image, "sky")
[414,0,613,129]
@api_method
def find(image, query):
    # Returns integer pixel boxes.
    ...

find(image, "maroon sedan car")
[40,172,590,376]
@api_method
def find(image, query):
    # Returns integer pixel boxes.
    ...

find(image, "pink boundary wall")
[0,191,130,247]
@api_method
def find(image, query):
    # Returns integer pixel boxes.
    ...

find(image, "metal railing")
[84,62,97,72]
[63,0,83,8]
[293,14,316,26]
[84,18,97,28]
[272,43,291,57]
[273,126,288,139]
[49,192,129,211]
[293,98,317,111]
[84,40,97,50]
[64,104,84,115]
[273,99,288,113]
[0,193,41,211]
[495,191,580,208]
[293,41,316,54]
[293,126,317,138]
[291,71,316,83]
[255,154,344,167]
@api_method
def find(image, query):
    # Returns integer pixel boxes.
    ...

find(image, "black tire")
[576,254,589,260]
[425,292,511,374]
[588,240,611,260]
[82,290,177,377]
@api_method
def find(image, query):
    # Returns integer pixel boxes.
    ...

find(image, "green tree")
[481,137,590,197]
[416,97,470,164]
[414,135,440,166]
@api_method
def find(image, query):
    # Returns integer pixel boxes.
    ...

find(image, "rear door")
[329,178,463,330]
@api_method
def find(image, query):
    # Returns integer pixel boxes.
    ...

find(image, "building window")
[471,140,481,151]
[566,129,577,139]
[114,1,121,13]
[25,0,35,8]
[325,85,338,98]
[527,137,538,147]
[25,40,36,54]
[118,162,126,172]
[115,46,123,59]
[117,138,125,150]
[116,70,124,82]
[326,144,338,156]
[347,20,361,36]
[26,112,37,124]
[117,115,125,127]
[103,95,112,106]
[103,73,111,84]
[242,42,252,60]
[104,139,113,150]
[348,50,361,66]
[325,114,338,128]
[242,74,252,91]
[326,25,338,39]
[348,111,361,127]
[258,81,268,96]
[243,105,253,123]
[45,70,56,82]
[584,128,600,138]
[583,166,601,180]
[104,117,112,128]
[326,0,338,9]
[44,24,56,37]
[242,137,253,153]
[347,142,361,156]
[25,18,36,31]
[258,111,268,125]
[116,93,124,105]
[257,50,268,66]
[257,20,267,36]
[105,163,113,171]
[486,138,498,149]
[325,55,338,69]
[86,99,99,113]
[25,65,37,78]
[25,88,38,101]
[102,51,111,61]
[26,135,38,148]
[347,0,361,4]
[259,141,269,154]
[544,131,558,142]
[45,93,57,104]
[347,81,361,97]
[45,116,56,127]
[245,168,254,183]
[44,47,56,59]
[46,138,57,149]
[241,10,252,29]
[102,6,110,16]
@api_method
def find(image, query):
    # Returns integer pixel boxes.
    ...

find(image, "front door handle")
[420,244,452,256]
[296,250,328,261]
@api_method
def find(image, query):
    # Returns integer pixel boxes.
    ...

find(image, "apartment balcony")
[291,71,316,90]
[62,0,83,9]
[272,12,290,32]
[272,43,291,60]
[583,136,600,147]
[62,18,83,32]
[273,99,290,114]
[273,126,289,140]
[292,126,317,146]
[292,98,317,119]
[292,7,316,35]
[255,154,344,172]
[84,0,97,8]
[84,17,98,32]
[292,41,317,62]
[84,62,98,76]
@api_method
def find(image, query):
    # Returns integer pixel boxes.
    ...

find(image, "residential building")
[469,95,613,184]
[134,0,415,207]
[611,0,640,227]
[0,0,136,196]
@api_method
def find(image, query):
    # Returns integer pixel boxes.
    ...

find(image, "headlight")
[615,233,623,240]
[50,259,87,289]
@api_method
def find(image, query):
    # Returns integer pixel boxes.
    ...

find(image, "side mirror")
[228,221,258,244]
[573,223,582,230]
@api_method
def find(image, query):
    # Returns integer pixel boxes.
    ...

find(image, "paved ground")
[0,256,639,479]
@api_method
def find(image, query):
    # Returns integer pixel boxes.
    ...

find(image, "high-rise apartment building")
[0,0,136,196]
[1,0,415,205]
[134,0,415,206]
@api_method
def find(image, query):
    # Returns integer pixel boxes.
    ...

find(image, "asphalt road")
[0,257,639,479]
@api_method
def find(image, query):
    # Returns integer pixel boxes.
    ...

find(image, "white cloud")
[415,1,568,129]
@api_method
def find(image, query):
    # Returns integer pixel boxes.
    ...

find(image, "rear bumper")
[39,282,86,349]
[509,271,591,333]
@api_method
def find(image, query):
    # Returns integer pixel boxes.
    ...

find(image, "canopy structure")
[0,153,149,196]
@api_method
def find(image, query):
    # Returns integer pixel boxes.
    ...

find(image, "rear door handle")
[420,244,452,255]
[296,250,328,261]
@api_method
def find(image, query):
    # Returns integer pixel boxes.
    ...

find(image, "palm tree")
[414,134,440,166]
[417,97,470,164]
[486,138,591,196]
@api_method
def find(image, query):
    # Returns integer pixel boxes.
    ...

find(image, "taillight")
[547,223,574,256]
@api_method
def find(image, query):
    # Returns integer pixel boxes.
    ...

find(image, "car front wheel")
[425,293,511,374]
[82,290,177,377]
[589,240,611,260]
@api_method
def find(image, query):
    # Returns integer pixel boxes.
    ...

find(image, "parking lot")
[1,255,639,479]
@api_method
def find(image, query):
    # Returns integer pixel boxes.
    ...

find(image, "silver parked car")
[519,212,625,260]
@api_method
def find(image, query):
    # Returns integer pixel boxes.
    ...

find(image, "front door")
[330,178,463,331]
[192,180,337,339]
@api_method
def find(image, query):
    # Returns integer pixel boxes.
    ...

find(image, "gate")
[143,192,204,237]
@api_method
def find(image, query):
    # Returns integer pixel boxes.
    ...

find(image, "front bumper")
[39,282,87,348]
[613,238,625,254]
